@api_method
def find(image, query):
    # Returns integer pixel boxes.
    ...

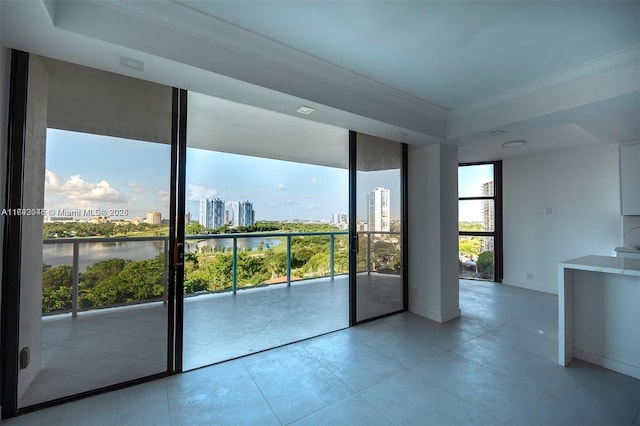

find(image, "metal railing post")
[329,233,335,280]
[232,237,238,295]
[286,235,292,287]
[72,242,79,317]
[367,232,372,274]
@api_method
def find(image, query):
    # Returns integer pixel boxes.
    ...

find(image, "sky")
[45,129,353,222]
[44,129,490,223]
[458,164,494,222]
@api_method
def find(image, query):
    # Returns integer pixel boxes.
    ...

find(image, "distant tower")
[146,211,162,225]
[199,198,225,229]
[481,181,495,252]
[229,200,254,227]
[332,212,348,230]
[239,201,254,226]
[367,188,390,232]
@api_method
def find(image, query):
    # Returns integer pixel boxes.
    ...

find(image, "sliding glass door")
[2,51,408,418]
[180,90,349,370]
[351,132,406,323]
[2,53,177,414]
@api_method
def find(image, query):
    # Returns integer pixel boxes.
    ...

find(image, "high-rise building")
[146,211,161,225]
[481,181,495,252]
[239,201,254,227]
[227,200,255,227]
[199,198,225,229]
[331,212,348,230]
[367,188,390,232]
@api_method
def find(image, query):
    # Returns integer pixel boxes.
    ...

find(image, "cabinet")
[620,144,640,215]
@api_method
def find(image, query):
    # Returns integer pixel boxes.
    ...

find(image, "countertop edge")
[559,255,640,277]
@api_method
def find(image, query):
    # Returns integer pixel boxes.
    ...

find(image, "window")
[458,162,503,281]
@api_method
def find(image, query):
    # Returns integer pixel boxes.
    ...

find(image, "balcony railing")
[356,231,402,274]
[43,231,353,317]
[42,230,402,317]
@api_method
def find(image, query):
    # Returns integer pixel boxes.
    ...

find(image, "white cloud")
[278,183,286,190]
[187,183,217,201]
[127,182,147,193]
[45,170,131,203]
[309,177,322,184]
[308,203,321,210]
[158,190,170,202]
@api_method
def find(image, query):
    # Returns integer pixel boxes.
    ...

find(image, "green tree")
[82,256,165,306]
[42,264,73,313]
[81,258,128,290]
[237,251,269,286]
[477,251,494,279]
[186,223,206,235]
[459,237,482,260]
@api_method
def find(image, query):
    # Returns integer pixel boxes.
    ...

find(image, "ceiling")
[1,0,638,162]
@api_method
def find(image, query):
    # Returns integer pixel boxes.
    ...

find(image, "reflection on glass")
[183,90,349,370]
[17,56,173,408]
[25,127,171,408]
[355,134,403,322]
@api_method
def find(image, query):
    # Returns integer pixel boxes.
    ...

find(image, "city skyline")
[44,129,486,224]
[198,198,255,229]
[44,129,350,222]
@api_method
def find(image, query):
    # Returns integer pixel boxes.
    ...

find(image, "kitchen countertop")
[558,255,640,379]
[559,255,640,277]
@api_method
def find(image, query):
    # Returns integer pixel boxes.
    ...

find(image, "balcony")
[24,231,400,407]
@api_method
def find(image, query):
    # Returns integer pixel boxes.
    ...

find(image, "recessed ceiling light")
[502,140,527,148]
[296,106,314,115]
[490,130,505,136]
[120,56,144,71]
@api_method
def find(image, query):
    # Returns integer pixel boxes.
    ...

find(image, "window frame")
[458,161,503,282]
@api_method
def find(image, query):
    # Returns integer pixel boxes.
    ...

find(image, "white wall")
[503,143,622,294]
[408,143,460,322]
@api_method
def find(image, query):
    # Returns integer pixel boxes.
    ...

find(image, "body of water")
[42,237,282,271]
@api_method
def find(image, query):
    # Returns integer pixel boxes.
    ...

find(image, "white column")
[408,143,460,323]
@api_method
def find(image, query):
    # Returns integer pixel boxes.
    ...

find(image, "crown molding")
[447,45,640,139]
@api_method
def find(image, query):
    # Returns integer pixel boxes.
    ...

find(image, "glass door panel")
[15,55,173,408]
[354,134,403,322]
[182,91,349,370]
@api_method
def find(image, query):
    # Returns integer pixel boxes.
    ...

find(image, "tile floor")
[20,276,351,407]
[20,272,401,407]
[7,280,640,425]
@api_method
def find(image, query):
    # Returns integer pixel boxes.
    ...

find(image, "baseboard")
[409,305,461,323]
[574,348,640,379]
[502,279,557,295]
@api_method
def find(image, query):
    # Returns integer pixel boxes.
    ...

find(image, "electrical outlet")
[526,272,533,280]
